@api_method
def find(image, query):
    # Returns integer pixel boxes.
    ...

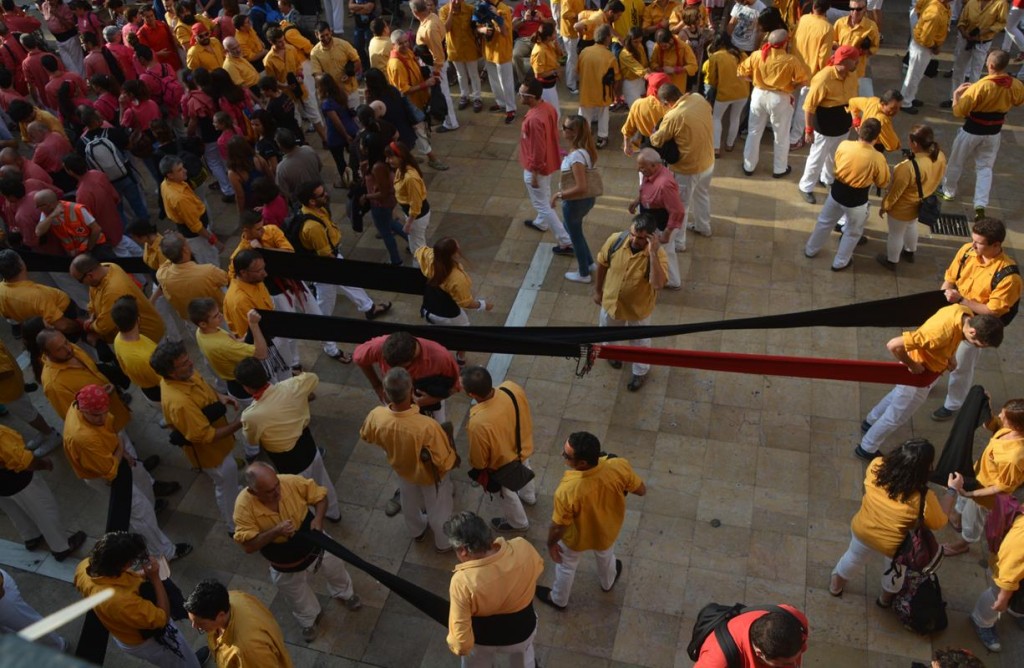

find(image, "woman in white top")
[551,114,599,284]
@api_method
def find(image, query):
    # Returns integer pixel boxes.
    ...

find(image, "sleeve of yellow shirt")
[424,422,457,475]
[445,268,475,308]
[294,474,327,506]
[0,428,32,471]
[803,74,827,112]
[881,160,912,212]
[119,595,170,633]
[264,225,294,251]
[232,494,261,544]
[735,53,754,80]
[551,486,577,527]
[943,242,973,283]
[167,394,218,446]
[299,220,333,257]
[38,285,70,323]
[986,271,1022,316]
[420,20,446,66]
[872,153,891,189]
[446,577,475,655]
[993,518,1024,591]
[465,421,493,471]
[386,58,413,95]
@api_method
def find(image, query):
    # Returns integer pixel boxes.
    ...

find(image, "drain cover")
[930,214,972,238]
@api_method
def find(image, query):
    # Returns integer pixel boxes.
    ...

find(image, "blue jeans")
[352,27,372,70]
[562,197,595,275]
[113,172,150,224]
[371,206,408,264]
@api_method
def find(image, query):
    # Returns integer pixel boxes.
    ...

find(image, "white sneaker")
[565,271,591,284]
[29,431,61,456]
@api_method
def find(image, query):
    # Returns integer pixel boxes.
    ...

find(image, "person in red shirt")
[0,69,26,115]
[20,34,61,108]
[41,55,88,113]
[694,605,809,667]
[353,332,461,419]
[511,0,553,84]
[119,80,161,135]
[0,148,54,187]
[0,1,41,34]
[135,6,181,70]
[41,0,85,75]
[518,77,572,254]
[28,123,75,191]
[102,25,138,81]
[0,21,30,96]
[0,177,62,254]
[63,154,142,259]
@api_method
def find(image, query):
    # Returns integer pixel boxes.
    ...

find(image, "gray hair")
[390,29,405,45]
[243,461,277,490]
[102,25,119,43]
[595,24,612,44]
[443,511,493,553]
[159,155,183,177]
[159,232,187,263]
[383,367,413,404]
[636,147,661,165]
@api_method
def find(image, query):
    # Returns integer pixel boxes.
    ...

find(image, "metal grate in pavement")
[930,214,972,237]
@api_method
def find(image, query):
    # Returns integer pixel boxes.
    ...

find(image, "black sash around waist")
[176,212,211,239]
[639,205,670,231]
[265,427,317,475]
[964,110,1006,136]
[471,603,537,646]
[260,511,321,571]
[400,199,430,218]
[536,75,557,89]
[421,284,462,320]
[830,178,871,208]
[814,104,853,137]
[0,467,32,497]
[53,28,78,42]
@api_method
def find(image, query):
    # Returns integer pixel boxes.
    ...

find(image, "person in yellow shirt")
[462,365,538,531]
[444,511,544,663]
[789,0,834,147]
[154,232,229,321]
[704,35,749,155]
[441,0,483,111]
[413,0,459,132]
[649,27,697,93]
[877,125,947,269]
[387,143,433,258]
[593,215,668,391]
[617,27,649,106]
[231,15,267,66]
[738,29,810,177]
[848,91,904,153]
[643,0,679,40]
[310,22,362,103]
[804,120,890,271]
[151,338,242,532]
[185,22,224,71]
[263,27,327,143]
[833,0,879,79]
[621,73,669,155]
[69,254,165,345]
[577,25,619,147]
[478,0,517,121]
[944,398,1024,557]
[159,155,223,266]
[574,1,625,43]
[63,384,186,561]
[560,0,584,92]
[829,440,954,603]
[0,338,61,455]
[0,249,80,338]
[537,431,646,610]
[360,367,457,550]
[185,579,294,668]
[111,296,165,402]
[223,249,301,369]
[900,0,951,113]
[968,504,1024,651]
[945,0,1007,104]
[368,17,392,72]
[386,29,432,111]
[221,35,260,91]
[232,463,360,642]
[530,22,564,113]
[856,304,1003,458]
[75,532,206,666]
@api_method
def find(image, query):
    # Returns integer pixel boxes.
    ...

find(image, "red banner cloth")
[596,345,942,387]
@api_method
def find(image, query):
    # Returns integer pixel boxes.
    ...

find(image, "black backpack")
[954,250,1020,325]
[893,571,948,635]
[284,212,336,255]
[686,603,804,666]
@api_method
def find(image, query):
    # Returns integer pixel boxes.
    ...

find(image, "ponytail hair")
[532,21,555,45]
[100,44,127,84]
[909,124,940,161]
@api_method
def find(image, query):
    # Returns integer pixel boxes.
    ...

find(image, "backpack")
[82,129,129,181]
[984,493,1024,554]
[284,212,335,255]
[954,249,1020,325]
[686,603,804,666]
[142,63,185,117]
[641,121,681,165]
[606,230,651,280]
[893,571,948,634]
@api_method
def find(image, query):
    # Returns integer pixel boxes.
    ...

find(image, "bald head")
[636,148,661,165]
[26,121,47,142]
[243,461,278,491]
[369,100,386,118]
[36,328,66,356]
[768,29,788,46]
[0,148,19,166]
[33,189,58,209]
[223,36,240,54]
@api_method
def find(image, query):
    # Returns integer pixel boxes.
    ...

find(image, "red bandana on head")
[828,45,860,66]
[645,72,672,98]
[761,38,788,59]
[75,384,110,413]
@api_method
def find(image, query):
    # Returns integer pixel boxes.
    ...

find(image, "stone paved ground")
[1,4,1023,666]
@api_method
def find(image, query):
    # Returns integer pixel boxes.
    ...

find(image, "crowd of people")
[0,0,1020,665]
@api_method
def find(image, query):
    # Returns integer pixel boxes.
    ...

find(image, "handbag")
[890,491,943,575]
[559,149,604,200]
[908,154,940,227]
[484,387,536,492]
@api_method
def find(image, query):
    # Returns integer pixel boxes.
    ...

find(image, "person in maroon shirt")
[41,55,89,113]
[0,21,30,96]
[41,0,85,75]
[0,149,54,187]
[0,1,41,34]
[102,25,138,81]
[0,177,63,253]
[0,69,26,115]
[28,123,75,192]
[511,0,553,84]
[71,0,104,38]
[136,6,181,70]
[20,34,62,109]
[0,165,58,198]
[63,155,142,259]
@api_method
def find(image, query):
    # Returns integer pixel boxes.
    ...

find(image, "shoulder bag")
[889,491,942,575]
[908,154,941,227]
[559,149,604,200]
[485,387,536,492]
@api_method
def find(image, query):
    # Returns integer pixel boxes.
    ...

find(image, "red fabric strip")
[597,345,941,387]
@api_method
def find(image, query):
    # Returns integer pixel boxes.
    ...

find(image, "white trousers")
[298,62,322,127]
[407,211,431,261]
[972,584,1024,628]
[56,37,85,76]
[0,475,70,552]
[661,228,682,288]
[115,622,200,668]
[437,60,460,130]
[496,458,537,530]
[951,34,992,96]
[202,454,239,533]
[398,474,453,550]
[599,310,652,376]
[425,309,471,327]
[789,86,810,143]
[744,88,795,174]
[270,291,313,365]
[942,339,982,411]
[1007,7,1024,53]
[452,60,482,102]
[805,195,868,270]
[860,377,941,452]
[314,250,375,319]
[523,170,571,246]
[565,39,579,90]
[486,60,516,112]
[270,549,354,627]
[540,86,561,120]
[884,215,919,263]
[622,79,644,107]
[323,0,345,32]
[0,569,67,651]
[301,451,340,521]
[549,540,617,606]
[832,532,905,593]
[578,105,609,139]
[798,132,845,193]
[674,165,713,239]
[463,628,537,668]
[186,236,220,267]
[901,38,932,104]
[954,494,988,544]
[942,128,1000,208]
[713,98,745,151]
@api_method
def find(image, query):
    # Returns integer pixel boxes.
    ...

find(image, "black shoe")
[152,480,180,497]
[742,167,754,176]
[834,223,844,233]
[857,235,868,247]
[627,374,646,392]
[551,245,574,256]
[939,99,953,108]
[434,125,457,133]
[860,420,872,434]
[52,531,87,562]
[901,250,915,263]
[900,105,919,115]
[800,190,816,204]
[772,166,792,179]
[154,498,169,513]
[853,445,881,462]
[490,517,528,532]
[608,359,623,369]
[942,70,953,78]
[911,99,924,107]
[24,535,43,551]
[221,194,236,203]
[875,253,897,271]
[142,455,160,472]
[10,323,21,338]
[195,646,210,665]
[365,302,392,320]
[535,585,566,611]
[172,542,193,560]
[602,559,623,592]
[523,219,544,232]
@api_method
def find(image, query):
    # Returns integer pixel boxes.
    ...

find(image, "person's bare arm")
[886,336,924,374]
[248,310,269,360]
[240,520,294,553]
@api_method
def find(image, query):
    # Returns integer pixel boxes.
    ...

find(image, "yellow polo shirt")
[597,231,668,321]
[161,179,207,235]
[576,8,608,40]
[416,12,446,66]
[466,381,535,470]
[848,96,900,151]
[552,456,644,551]
[440,2,480,62]
[113,333,162,390]
[0,279,70,323]
[156,260,229,320]
[833,139,891,189]
[223,279,273,340]
[621,95,665,141]
[850,459,947,556]
[958,0,1007,43]
[369,36,391,71]
[649,93,715,175]
[991,514,1024,591]
[973,428,1024,509]
[943,242,1022,316]
[803,65,858,112]
[0,340,24,403]
[902,304,971,373]
[208,591,293,668]
[560,0,584,38]
[160,373,236,469]
[263,44,308,99]
[359,404,456,485]
[42,346,131,431]
[914,0,951,49]
[235,26,265,61]
[387,50,429,108]
[223,54,260,89]
[142,234,167,270]
[881,151,948,222]
[651,35,696,91]
[481,2,514,63]
[416,247,474,308]
[792,12,833,76]
[241,373,318,453]
[281,21,313,58]
[577,43,619,107]
[531,42,561,78]
[74,560,168,647]
[953,74,1024,118]
[0,424,32,473]
[642,0,679,31]
[63,407,120,482]
[833,16,879,78]
[233,474,325,544]
[310,38,361,95]
[229,226,294,280]
[705,50,749,102]
[737,48,809,93]
[395,169,427,219]
[196,328,254,381]
[89,264,164,344]
[186,41,225,71]
[618,46,649,80]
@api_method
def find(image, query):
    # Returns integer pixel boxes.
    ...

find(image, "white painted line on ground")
[0,538,75,583]
[486,242,554,384]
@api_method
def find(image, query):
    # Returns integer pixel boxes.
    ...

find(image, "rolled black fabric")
[930,385,990,488]
[260,249,427,295]
[18,250,153,276]
[297,529,449,626]
[257,290,950,353]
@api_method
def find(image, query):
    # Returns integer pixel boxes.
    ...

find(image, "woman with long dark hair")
[250,109,282,174]
[551,114,598,284]
[618,27,650,107]
[360,131,407,265]
[530,22,563,117]
[318,73,358,189]
[386,140,431,261]
[416,237,492,364]
[829,438,954,605]
[704,33,748,156]
[226,135,271,213]
[363,68,448,171]
[89,73,121,123]
[209,67,254,140]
